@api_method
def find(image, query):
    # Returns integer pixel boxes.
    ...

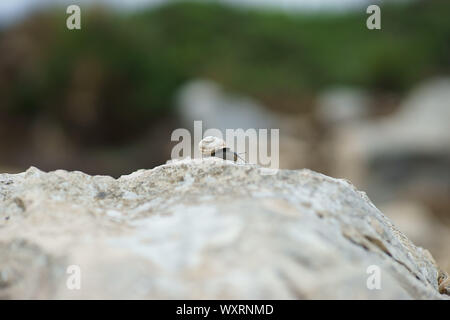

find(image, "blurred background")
[0,0,449,271]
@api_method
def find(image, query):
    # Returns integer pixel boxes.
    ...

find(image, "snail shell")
[199,136,226,156]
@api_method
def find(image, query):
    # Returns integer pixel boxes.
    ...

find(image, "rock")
[176,79,275,132]
[331,78,450,201]
[381,201,450,274]
[0,159,447,299]
[326,78,450,284]
[316,87,371,126]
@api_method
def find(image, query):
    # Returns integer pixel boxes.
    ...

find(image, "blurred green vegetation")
[0,0,449,144]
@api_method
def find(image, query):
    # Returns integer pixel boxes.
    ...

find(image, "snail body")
[211,147,239,161]
[199,136,241,162]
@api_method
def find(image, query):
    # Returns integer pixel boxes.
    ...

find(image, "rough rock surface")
[0,158,447,299]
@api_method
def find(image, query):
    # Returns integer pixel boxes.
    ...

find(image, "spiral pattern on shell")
[199,136,226,156]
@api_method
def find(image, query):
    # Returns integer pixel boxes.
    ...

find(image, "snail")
[198,136,244,162]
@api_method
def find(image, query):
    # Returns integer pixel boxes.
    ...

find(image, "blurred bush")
[0,0,449,145]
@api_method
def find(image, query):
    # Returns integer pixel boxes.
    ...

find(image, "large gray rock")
[0,158,447,299]
[331,78,450,202]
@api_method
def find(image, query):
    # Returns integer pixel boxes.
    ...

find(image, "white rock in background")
[316,87,371,126]
[332,78,450,193]
[176,79,275,131]
[0,159,447,299]
[384,78,450,153]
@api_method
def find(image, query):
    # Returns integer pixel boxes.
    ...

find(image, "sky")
[0,0,400,27]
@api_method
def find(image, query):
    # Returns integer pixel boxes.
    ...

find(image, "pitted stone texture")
[0,158,447,299]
